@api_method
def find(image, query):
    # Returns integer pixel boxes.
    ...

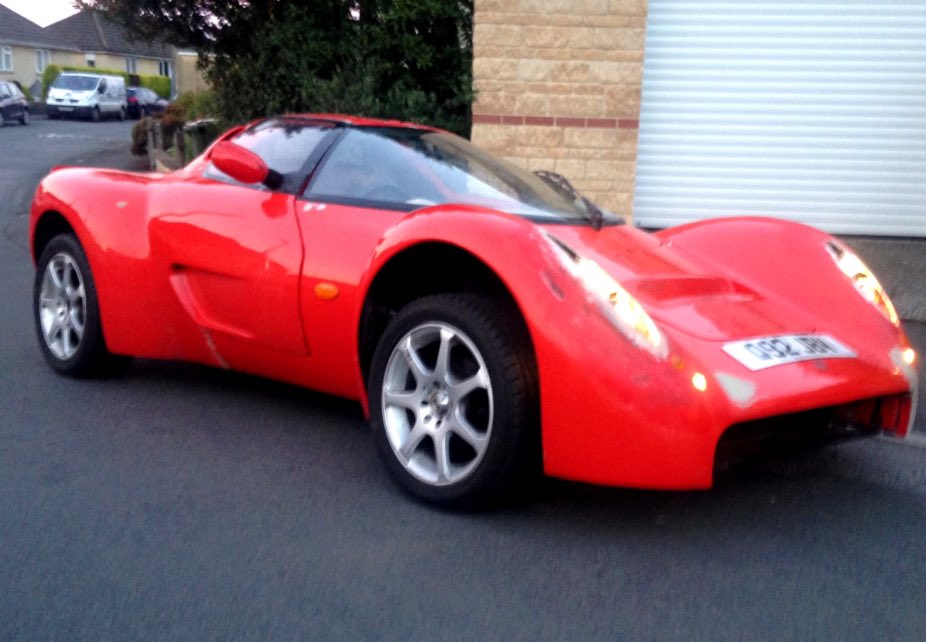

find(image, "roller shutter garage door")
[633,1,926,237]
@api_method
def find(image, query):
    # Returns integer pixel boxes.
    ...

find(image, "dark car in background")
[0,81,29,125]
[126,87,168,119]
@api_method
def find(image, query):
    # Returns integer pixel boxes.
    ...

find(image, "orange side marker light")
[314,283,339,301]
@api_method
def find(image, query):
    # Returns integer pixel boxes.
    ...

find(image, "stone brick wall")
[471,0,647,217]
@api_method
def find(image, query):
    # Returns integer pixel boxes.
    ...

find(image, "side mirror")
[211,140,283,189]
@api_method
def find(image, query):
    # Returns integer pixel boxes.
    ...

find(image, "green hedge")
[41,64,171,100]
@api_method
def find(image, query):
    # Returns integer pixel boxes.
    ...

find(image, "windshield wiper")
[533,170,615,230]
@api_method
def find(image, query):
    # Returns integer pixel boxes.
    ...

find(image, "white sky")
[1,0,79,27]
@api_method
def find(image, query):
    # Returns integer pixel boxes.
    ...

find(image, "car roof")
[283,113,441,132]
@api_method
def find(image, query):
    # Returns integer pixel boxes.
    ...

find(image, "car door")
[0,83,12,121]
[289,127,443,394]
[11,84,25,120]
[148,118,340,362]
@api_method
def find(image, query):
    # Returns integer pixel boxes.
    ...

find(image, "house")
[1,6,208,98]
[471,0,926,239]
[173,49,211,95]
[44,9,174,87]
[0,3,81,97]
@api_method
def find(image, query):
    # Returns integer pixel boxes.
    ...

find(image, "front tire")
[90,107,101,122]
[34,234,128,377]
[368,294,538,508]
[19,109,29,125]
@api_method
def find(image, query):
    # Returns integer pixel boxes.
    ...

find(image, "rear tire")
[34,234,130,377]
[368,294,538,508]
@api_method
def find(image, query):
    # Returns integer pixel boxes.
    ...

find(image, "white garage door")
[633,1,926,237]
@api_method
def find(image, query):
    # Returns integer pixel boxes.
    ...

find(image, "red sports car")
[30,114,918,507]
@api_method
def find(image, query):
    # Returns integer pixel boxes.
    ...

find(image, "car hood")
[543,223,820,342]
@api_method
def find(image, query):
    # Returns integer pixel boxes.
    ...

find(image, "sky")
[1,0,79,27]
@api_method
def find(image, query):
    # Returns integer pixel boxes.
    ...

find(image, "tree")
[77,0,473,136]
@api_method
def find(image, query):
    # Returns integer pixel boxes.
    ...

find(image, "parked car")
[28,114,918,508]
[0,80,28,125]
[46,72,126,121]
[126,86,168,119]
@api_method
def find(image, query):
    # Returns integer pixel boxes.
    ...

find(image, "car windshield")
[308,126,617,224]
[53,75,98,91]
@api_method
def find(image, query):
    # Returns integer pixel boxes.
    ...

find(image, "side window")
[307,129,443,209]
[98,79,107,93]
[203,120,333,193]
[0,84,10,98]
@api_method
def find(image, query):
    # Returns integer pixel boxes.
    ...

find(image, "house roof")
[0,3,77,50]
[44,9,171,59]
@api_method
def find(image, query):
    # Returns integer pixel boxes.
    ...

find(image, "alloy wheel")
[38,252,86,360]
[381,321,493,486]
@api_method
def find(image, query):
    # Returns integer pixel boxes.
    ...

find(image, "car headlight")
[544,233,668,359]
[825,240,899,326]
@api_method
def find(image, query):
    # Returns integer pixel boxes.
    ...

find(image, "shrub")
[172,91,218,121]
[132,91,220,160]
[131,118,149,156]
[141,76,171,99]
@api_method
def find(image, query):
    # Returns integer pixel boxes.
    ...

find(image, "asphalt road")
[2,117,926,641]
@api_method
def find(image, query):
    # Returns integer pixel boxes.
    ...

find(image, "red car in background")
[126,86,168,119]
[28,114,918,507]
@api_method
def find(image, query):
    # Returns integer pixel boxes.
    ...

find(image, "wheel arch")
[357,241,536,390]
[32,210,77,264]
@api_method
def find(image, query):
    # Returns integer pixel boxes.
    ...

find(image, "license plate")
[59,107,73,112]
[723,334,856,371]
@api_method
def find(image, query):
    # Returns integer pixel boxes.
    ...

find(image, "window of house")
[126,56,137,73]
[36,49,51,73]
[158,60,171,77]
[1,46,12,72]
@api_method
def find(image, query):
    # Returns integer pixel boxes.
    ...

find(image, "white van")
[46,73,127,121]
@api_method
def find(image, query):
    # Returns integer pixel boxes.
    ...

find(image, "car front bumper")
[46,104,94,119]
[533,297,916,490]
